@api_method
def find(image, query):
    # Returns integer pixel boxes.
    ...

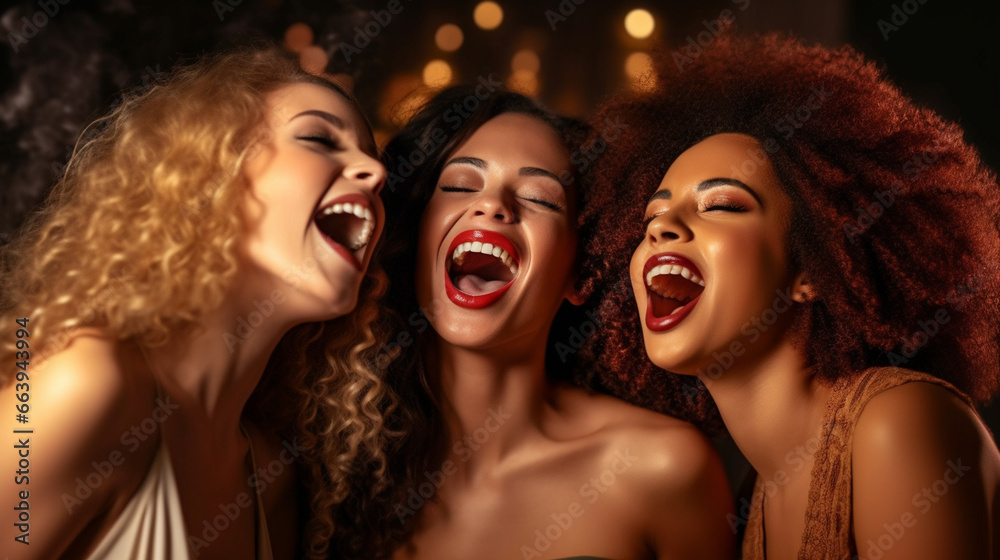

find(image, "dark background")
[2,0,998,473]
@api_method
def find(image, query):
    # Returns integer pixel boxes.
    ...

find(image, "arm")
[0,333,156,558]
[639,426,738,560]
[852,381,998,560]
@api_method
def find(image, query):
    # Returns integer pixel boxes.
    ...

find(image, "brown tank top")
[740,367,977,560]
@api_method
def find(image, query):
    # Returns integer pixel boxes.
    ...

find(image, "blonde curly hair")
[0,44,402,557]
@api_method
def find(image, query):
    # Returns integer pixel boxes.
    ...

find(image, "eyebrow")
[647,178,762,206]
[697,178,762,204]
[289,110,346,130]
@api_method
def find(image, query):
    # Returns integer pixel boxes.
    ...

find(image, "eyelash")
[641,202,749,228]
[299,135,341,150]
[438,186,562,211]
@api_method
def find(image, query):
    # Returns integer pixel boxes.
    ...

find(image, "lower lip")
[316,224,362,271]
[645,293,701,332]
[444,273,514,309]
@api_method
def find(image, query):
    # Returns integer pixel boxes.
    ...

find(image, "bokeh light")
[511,49,541,74]
[435,23,464,52]
[423,59,454,87]
[474,2,504,30]
[299,45,328,75]
[507,70,539,97]
[624,9,655,39]
[624,52,655,91]
[284,23,314,53]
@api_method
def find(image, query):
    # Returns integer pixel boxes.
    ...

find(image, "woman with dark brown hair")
[374,85,736,560]
[580,32,1000,559]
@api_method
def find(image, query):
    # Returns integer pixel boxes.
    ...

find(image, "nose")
[345,152,387,194]
[646,209,692,244]
[472,188,517,224]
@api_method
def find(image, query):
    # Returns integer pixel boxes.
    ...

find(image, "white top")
[85,436,273,560]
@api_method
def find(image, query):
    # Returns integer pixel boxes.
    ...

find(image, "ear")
[791,273,815,303]
[565,286,586,306]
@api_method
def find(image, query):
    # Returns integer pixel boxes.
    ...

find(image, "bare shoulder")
[553,384,722,494]
[854,380,996,461]
[3,329,157,449]
[852,379,1000,559]
[550,385,736,558]
[0,329,159,556]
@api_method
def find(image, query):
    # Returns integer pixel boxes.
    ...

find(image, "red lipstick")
[642,253,704,332]
[444,230,520,309]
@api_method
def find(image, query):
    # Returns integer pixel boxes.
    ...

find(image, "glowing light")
[284,23,314,52]
[625,52,655,91]
[299,46,328,75]
[423,59,453,87]
[435,23,464,52]
[624,9,655,39]
[511,49,540,74]
[474,2,504,30]
[506,70,539,97]
[378,74,423,127]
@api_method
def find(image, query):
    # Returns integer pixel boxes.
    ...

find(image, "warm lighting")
[506,70,539,97]
[435,23,464,52]
[378,74,423,126]
[391,90,431,128]
[511,49,540,74]
[328,73,355,92]
[625,52,655,91]
[423,59,453,87]
[624,9,655,39]
[474,2,504,30]
[299,45,328,75]
[284,23,314,52]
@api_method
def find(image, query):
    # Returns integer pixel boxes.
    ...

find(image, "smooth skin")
[394,113,735,560]
[633,132,1000,560]
[0,82,387,559]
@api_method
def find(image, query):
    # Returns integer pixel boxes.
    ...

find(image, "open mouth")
[643,254,704,331]
[313,194,376,271]
[445,230,520,309]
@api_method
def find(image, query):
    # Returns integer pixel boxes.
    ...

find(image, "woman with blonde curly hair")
[0,45,397,559]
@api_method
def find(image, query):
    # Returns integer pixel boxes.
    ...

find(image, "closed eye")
[703,203,749,212]
[439,185,477,193]
[299,135,341,150]
[521,197,562,211]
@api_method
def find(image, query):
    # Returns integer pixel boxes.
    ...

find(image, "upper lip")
[642,253,705,288]
[447,229,521,273]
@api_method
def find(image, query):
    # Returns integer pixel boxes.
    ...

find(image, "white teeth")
[317,200,376,250]
[645,264,705,287]
[451,240,519,275]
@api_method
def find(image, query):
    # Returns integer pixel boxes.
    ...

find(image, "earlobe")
[566,289,586,306]
[791,273,815,303]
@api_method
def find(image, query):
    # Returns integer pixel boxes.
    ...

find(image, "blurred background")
[2,0,997,456]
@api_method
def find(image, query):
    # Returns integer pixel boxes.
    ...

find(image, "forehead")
[452,113,569,170]
[660,133,782,192]
[265,82,373,151]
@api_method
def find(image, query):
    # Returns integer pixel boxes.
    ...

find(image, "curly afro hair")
[577,31,1000,423]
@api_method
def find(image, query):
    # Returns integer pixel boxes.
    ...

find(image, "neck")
[141,287,297,444]
[431,337,551,474]
[700,339,831,483]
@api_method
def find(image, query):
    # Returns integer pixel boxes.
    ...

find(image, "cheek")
[629,247,645,296]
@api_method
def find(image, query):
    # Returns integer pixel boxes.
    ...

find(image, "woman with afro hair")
[578,32,1000,560]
